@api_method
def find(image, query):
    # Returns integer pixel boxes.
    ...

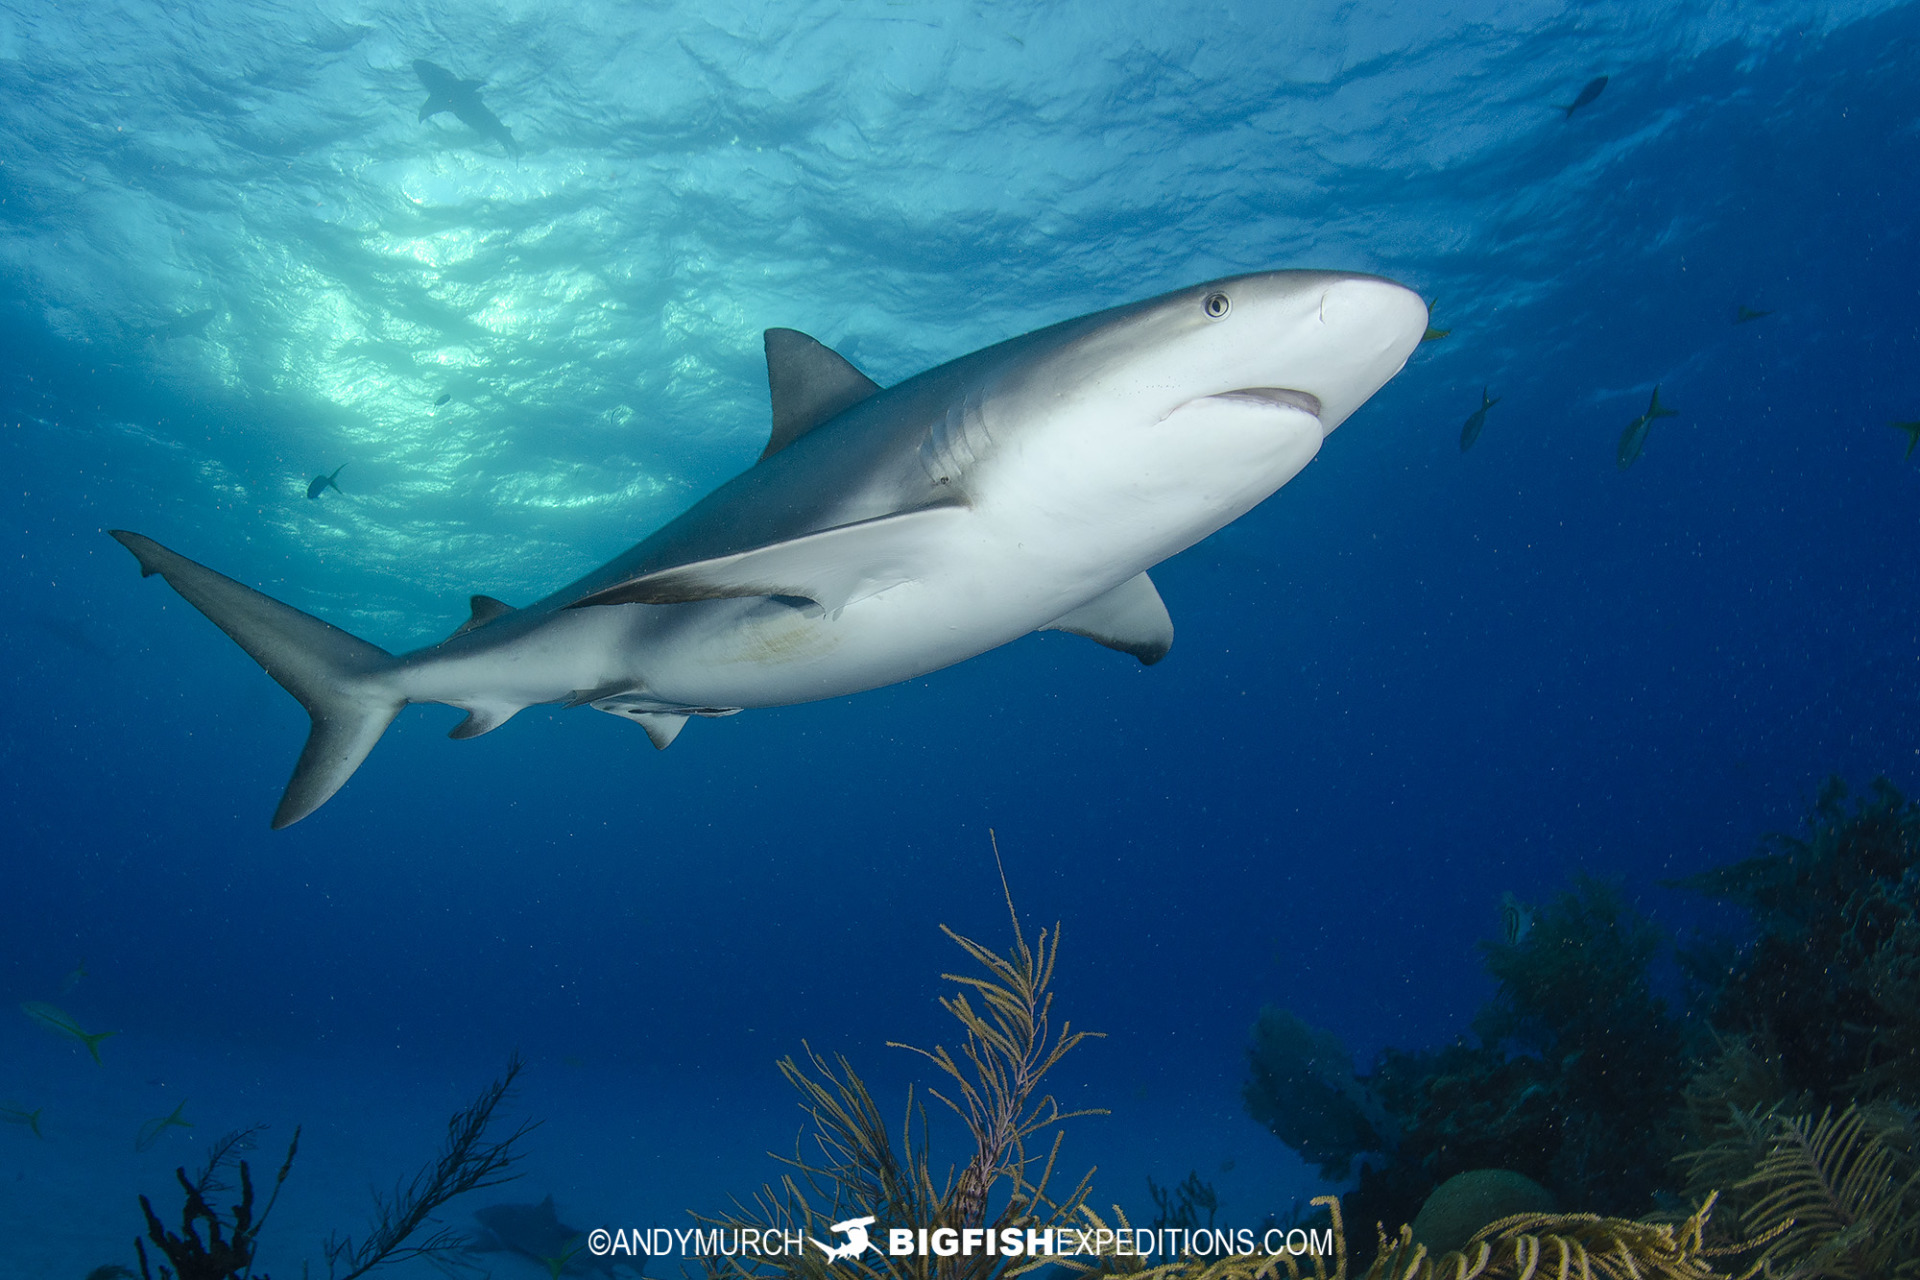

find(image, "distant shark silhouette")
[469,1196,619,1277]
[307,463,346,500]
[414,59,518,159]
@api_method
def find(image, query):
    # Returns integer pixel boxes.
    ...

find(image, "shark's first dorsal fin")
[447,594,515,640]
[762,328,881,460]
[1041,572,1174,665]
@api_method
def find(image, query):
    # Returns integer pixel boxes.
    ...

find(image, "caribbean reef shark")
[111,271,1426,827]
[470,1196,619,1277]
[414,59,518,159]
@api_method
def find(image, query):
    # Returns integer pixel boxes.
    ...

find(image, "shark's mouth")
[1209,387,1323,417]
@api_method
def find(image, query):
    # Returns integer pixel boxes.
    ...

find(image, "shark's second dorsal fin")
[762,328,881,460]
[448,594,515,640]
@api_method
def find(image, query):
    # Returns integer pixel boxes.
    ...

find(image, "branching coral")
[1062,1194,1751,1280]
[128,1055,534,1280]
[700,850,1104,1280]
[323,1051,537,1278]
[1364,1196,1753,1280]
[1682,1103,1920,1278]
[135,1128,297,1280]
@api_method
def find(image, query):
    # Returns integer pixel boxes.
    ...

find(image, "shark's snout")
[1318,276,1428,343]
[1292,275,1428,432]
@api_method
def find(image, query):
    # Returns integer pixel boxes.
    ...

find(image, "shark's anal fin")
[447,594,515,640]
[108,530,402,828]
[566,505,969,614]
[1041,572,1174,665]
[761,329,882,459]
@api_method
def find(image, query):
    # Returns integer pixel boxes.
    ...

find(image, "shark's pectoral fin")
[1042,572,1174,665]
[418,93,451,121]
[761,329,882,459]
[447,594,515,640]
[566,505,969,614]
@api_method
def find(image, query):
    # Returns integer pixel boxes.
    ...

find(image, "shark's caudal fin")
[109,531,403,828]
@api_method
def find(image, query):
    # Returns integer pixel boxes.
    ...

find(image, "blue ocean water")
[2,0,1918,1273]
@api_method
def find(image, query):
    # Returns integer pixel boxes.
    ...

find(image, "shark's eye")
[1203,292,1231,319]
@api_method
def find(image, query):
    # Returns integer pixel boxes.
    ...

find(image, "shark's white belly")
[638,395,1326,709]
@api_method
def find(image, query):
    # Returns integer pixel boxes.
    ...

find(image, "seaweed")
[700,847,1104,1280]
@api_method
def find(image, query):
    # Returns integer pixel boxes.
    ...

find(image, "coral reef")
[1673,776,1920,1107]
[1244,875,1686,1240]
[700,855,1104,1280]
[127,1054,533,1280]
[1243,776,1920,1267]
[1241,1010,1392,1179]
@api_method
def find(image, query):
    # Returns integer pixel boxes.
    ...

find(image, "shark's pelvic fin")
[1041,571,1174,665]
[631,710,687,749]
[448,594,515,640]
[566,505,969,613]
[586,698,690,749]
[109,531,402,828]
[448,702,520,740]
[761,328,882,459]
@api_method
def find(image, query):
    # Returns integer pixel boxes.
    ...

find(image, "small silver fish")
[1616,385,1676,469]
[21,1001,117,1063]
[1459,387,1499,452]
[1,1102,43,1138]
[134,1099,192,1152]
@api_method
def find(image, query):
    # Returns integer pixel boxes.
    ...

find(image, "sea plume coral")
[700,841,1104,1280]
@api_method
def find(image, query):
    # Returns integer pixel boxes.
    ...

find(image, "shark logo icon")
[810,1215,877,1263]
